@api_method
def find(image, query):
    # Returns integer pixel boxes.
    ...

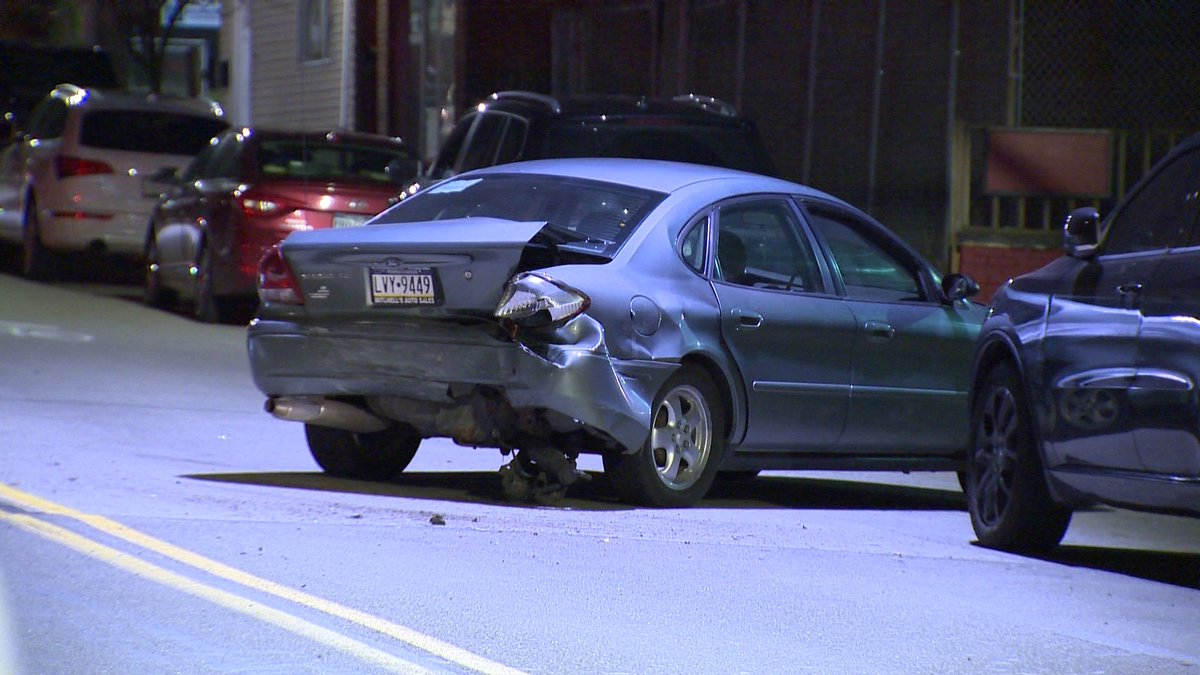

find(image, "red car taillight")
[240,188,304,216]
[257,244,304,305]
[55,155,113,178]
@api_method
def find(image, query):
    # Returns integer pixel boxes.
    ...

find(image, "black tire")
[604,366,726,507]
[305,423,422,481]
[192,242,224,323]
[143,232,176,309]
[21,197,57,281]
[967,363,1072,552]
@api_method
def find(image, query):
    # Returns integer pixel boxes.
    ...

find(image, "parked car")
[248,158,985,506]
[966,131,1200,552]
[0,39,120,136]
[402,90,778,197]
[144,127,421,322]
[0,84,228,280]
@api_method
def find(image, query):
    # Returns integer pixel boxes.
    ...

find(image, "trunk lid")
[278,217,546,317]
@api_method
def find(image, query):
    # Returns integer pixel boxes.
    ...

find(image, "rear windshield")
[80,111,228,155]
[256,139,419,186]
[540,119,778,177]
[377,173,665,255]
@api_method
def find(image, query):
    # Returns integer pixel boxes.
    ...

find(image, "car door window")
[25,98,68,139]
[805,205,925,302]
[494,115,528,165]
[429,112,474,179]
[458,112,506,172]
[1107,148,1200,253]
[199,133,240,179]
[714,198,822,293]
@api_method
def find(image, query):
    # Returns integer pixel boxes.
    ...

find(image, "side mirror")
[1063,206,1100,258]
[142,166,180,199]
[942,273,979,304]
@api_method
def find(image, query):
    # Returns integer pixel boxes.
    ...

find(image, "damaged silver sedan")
[247,158,986,506]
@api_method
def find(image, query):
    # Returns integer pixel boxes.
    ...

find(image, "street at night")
[1,266,1198,674]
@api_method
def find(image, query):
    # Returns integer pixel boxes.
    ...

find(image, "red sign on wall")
[984,128,1112,198]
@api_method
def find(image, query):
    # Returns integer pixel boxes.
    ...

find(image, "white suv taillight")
[495,272,589,329]
[257,244,304,305]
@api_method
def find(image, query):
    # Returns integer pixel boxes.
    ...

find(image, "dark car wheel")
[192,242,226,323]
[143,233,176,309]
[305,423,422,481]
[21,198,57,281]
[967,363,1072,552]
[604,366,726,507]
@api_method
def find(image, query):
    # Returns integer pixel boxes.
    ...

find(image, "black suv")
[966,131,1200,552]
[409,91,778,193]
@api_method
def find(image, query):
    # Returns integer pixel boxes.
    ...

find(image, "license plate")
[333,213,370,228]
[368,267,439,305]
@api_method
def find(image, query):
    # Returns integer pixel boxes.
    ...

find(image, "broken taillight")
[495,272,589,330]
[257,243,304,305]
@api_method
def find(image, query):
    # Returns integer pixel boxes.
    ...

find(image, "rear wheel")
[604,366,726,507]
[21,197,57,281]
[305,423,422,481]
[143,232,176,309]
[967,363,1072,552]
[192,242,226,322]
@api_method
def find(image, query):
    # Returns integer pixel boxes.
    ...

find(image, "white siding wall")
[251,0,353,130]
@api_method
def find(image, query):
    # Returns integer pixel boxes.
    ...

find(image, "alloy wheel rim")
[648,384,711,491]
[973,386,1020,527]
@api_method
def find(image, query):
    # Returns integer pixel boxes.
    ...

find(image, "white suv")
[0,84,228,279]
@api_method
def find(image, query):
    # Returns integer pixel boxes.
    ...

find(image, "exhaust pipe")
[264,397,389,433]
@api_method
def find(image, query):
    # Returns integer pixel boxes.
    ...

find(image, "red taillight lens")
[241,188,303,216]
[55,155,113,178]
[257,244,304,305]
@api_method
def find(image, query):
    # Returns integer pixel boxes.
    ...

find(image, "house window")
[299,0,331,62]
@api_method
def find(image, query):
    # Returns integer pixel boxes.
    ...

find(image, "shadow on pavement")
[183,469,967,514]
[1035,544,1200,590]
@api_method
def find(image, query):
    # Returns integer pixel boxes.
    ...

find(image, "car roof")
[52,84,224,118]
[226,126,409,147]
[478,91,752,125]
[460,157,839,200]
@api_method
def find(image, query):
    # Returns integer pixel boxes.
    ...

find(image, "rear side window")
[79,111,228,155]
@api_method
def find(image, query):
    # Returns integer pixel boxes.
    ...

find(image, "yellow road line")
[1,512,433,674]
[0,484,529,675]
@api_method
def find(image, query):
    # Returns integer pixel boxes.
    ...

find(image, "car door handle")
[864,320,895,341]
[1117,282,1143,310]
[730,308,762,329]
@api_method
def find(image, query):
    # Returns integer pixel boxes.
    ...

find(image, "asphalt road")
[1,263,1198,675]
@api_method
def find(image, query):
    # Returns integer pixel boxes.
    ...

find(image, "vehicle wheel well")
[972,339,1020,409]
[679,353,735,442]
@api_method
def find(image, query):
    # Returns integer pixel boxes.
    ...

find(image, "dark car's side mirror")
[1063,206,1100,258]
[941,273,979,304]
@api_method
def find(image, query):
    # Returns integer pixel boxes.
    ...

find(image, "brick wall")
[958,244,1063,303]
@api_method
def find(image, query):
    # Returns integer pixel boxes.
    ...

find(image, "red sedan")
[143,127,420,321]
